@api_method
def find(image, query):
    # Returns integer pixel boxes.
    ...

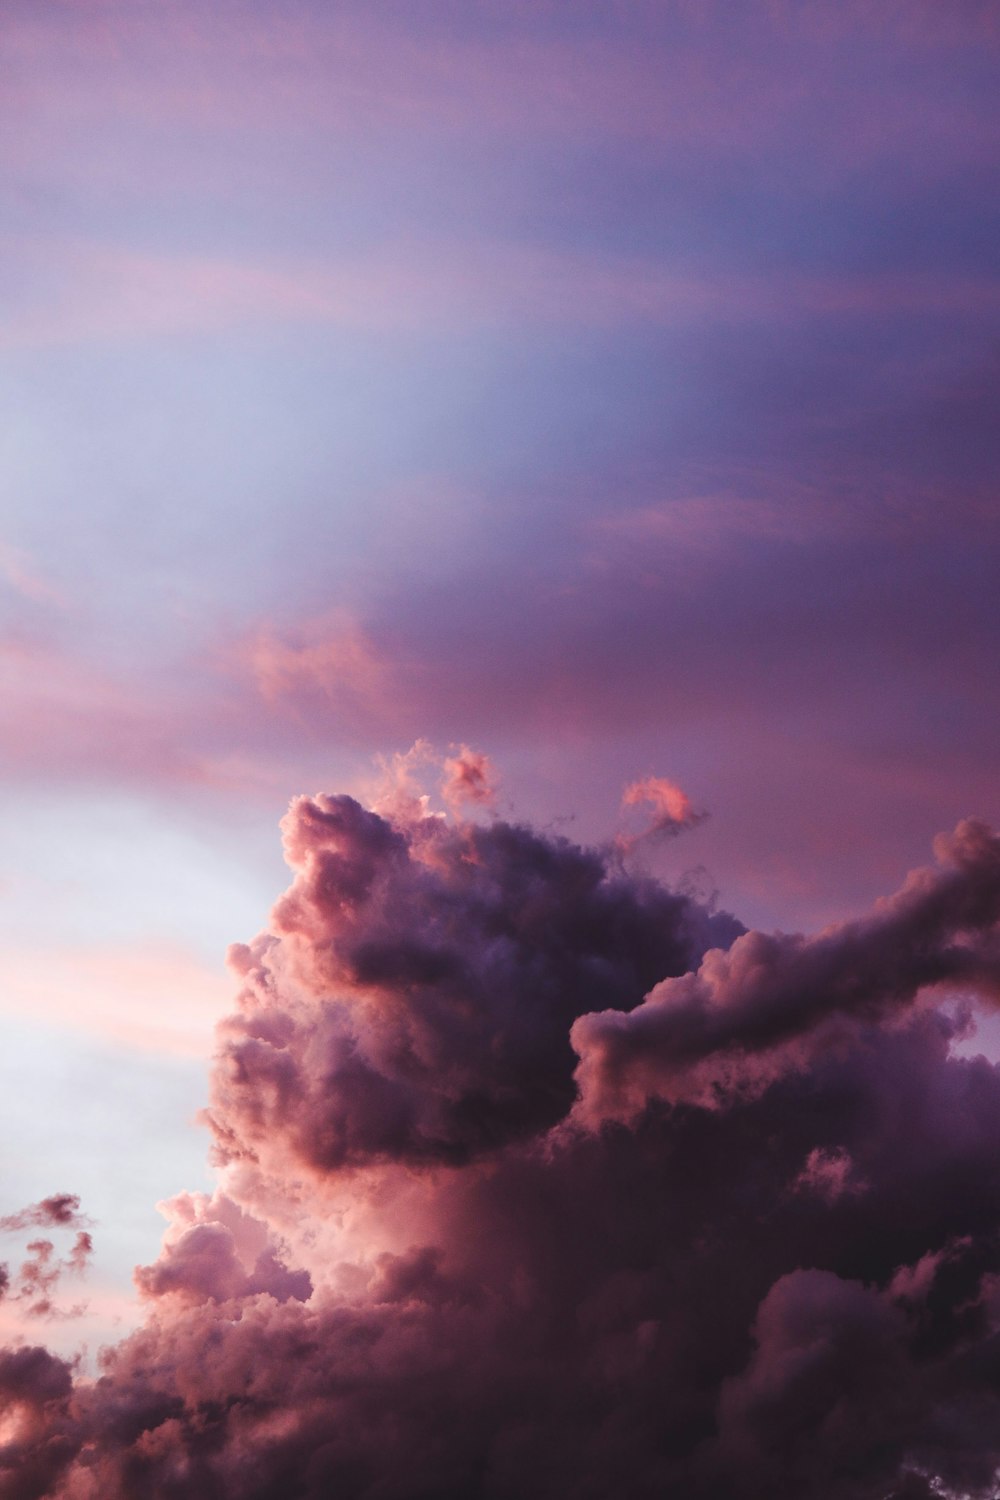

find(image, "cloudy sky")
[1,3,1000,1496]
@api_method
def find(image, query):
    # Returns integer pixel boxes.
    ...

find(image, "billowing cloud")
[134,1192,310,1310]
[571,817,1000,1121]
[5,790,1000,1497]
[206,789,735,1175]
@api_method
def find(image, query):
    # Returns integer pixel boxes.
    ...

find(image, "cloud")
[134,1192,310,1310]
[792,1146,866,1204]
[247,614,392,725]
[571,817,1000,1122]
[617,774,706,855]
[441,744,497,813]
[6,790,1000,1496]
[206,790,734,1175]
[0,1199,94,1324]
[0,1195,88,1235]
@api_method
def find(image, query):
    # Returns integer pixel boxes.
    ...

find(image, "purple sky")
[1,4,1000,1496]
[3,1,998,924]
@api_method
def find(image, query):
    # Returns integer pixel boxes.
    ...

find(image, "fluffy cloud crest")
[6,788,1000,1498]
[206,787,733,1175]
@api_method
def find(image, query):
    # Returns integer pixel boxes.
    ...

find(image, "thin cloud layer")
[4,783,1000,1496]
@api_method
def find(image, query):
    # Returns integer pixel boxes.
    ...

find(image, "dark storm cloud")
[572,817,1000,1120]
[5,792,1000,1497]
[206,792,737,1173]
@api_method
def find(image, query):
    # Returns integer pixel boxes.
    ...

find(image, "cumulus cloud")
[206,789,734,1175]
[7,785,1000,1498]
[134,1191,310,1309]
[571,818,1000,1122]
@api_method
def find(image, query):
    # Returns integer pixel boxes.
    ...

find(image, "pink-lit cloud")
[617,774,706,856]
[134,1192,309,1310]
[4,790,1000,1495]
[246,613,393,731]
[441,744,496,813]
[207,787,735,1177]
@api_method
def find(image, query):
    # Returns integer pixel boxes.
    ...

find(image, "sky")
[1,2,1000,1496]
